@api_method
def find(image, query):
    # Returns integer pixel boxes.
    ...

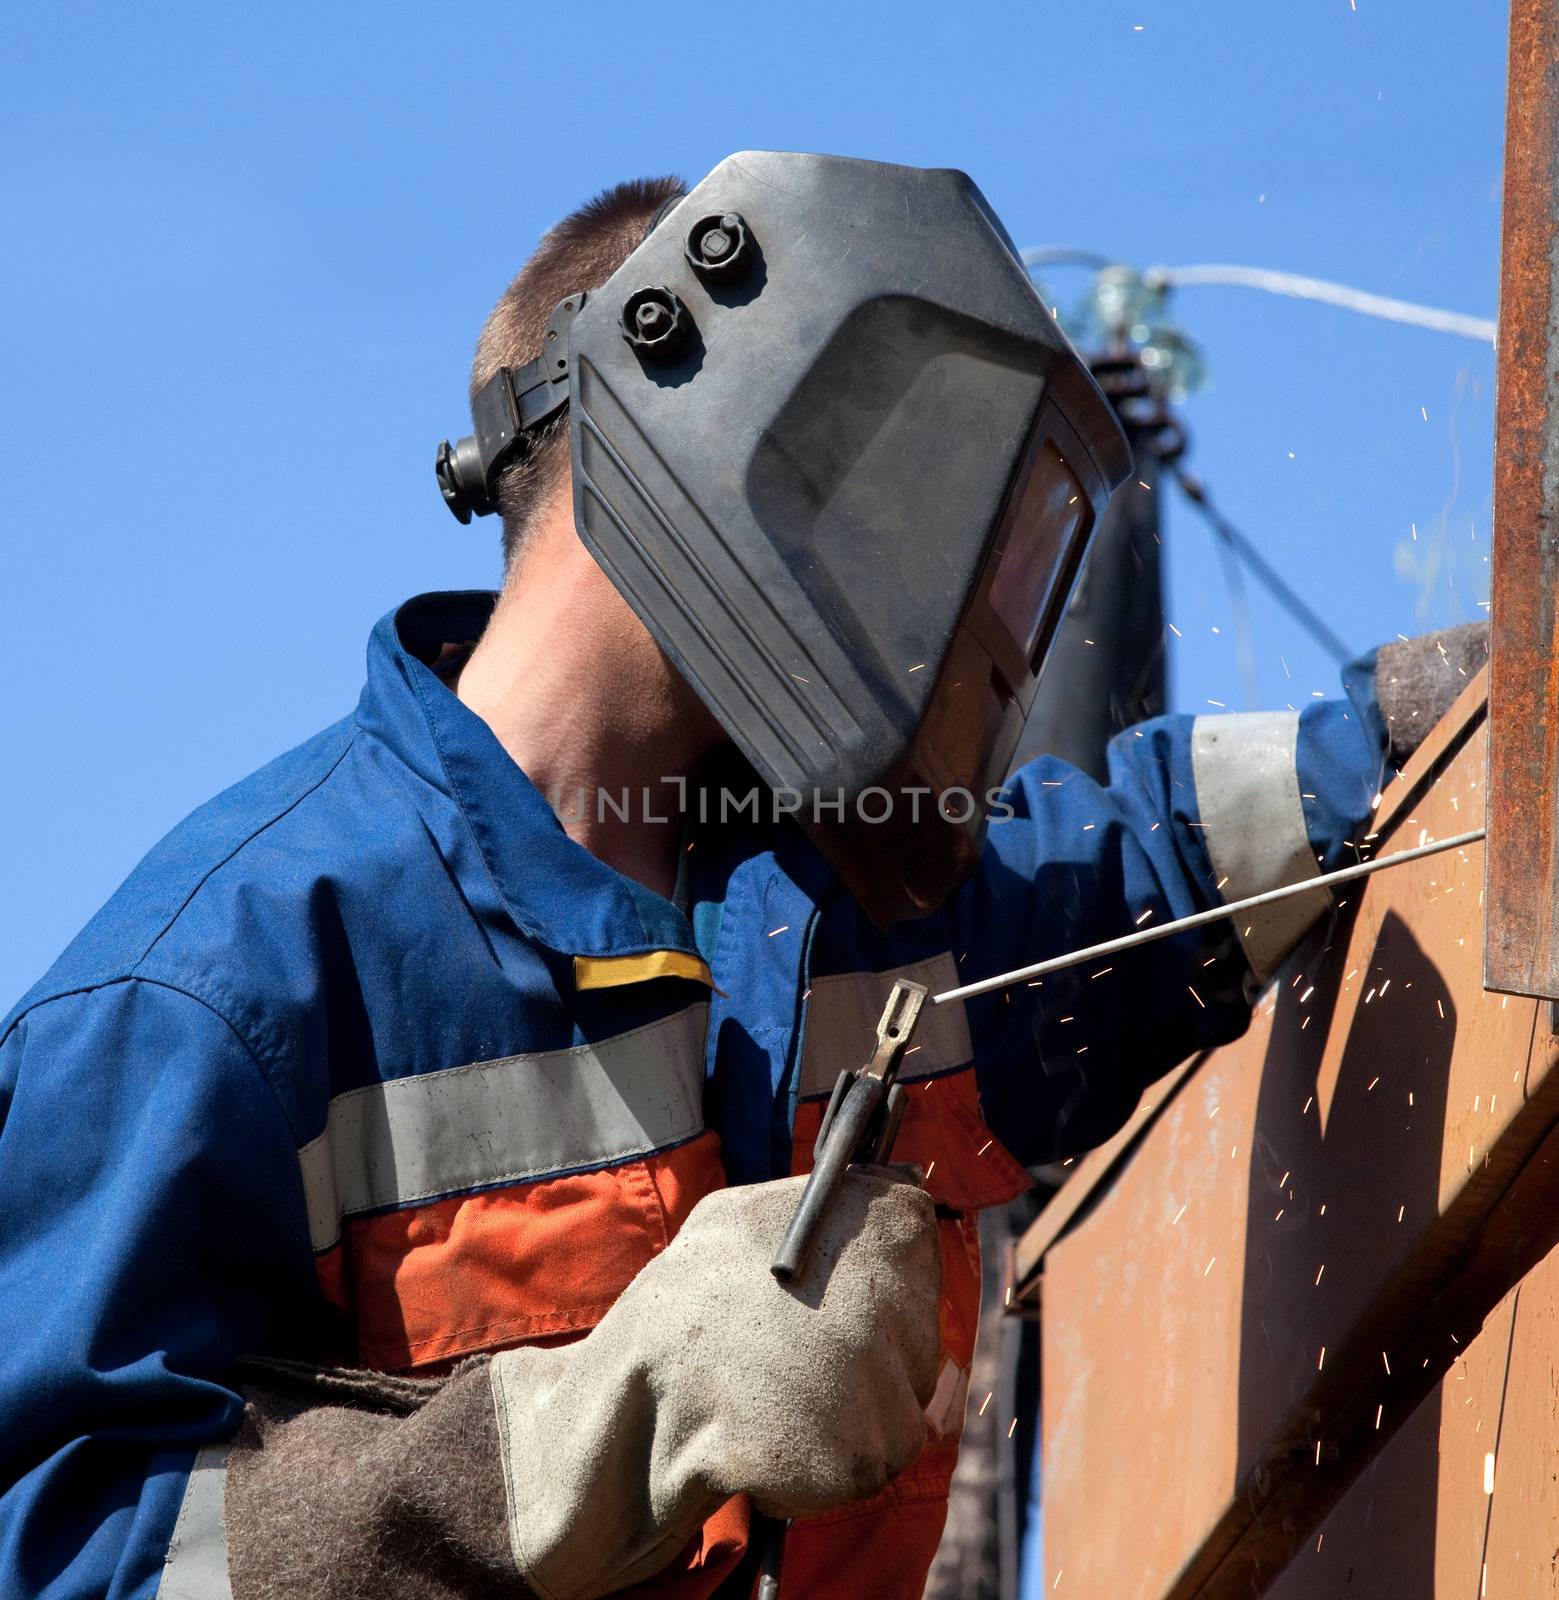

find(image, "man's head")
[471,175,686,571]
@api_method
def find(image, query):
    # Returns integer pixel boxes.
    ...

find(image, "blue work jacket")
[0,592,1386,1598]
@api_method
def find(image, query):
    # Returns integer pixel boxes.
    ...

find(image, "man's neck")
[454,525,722,902]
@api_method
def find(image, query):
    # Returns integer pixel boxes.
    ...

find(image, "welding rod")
[933,827,1486,1007]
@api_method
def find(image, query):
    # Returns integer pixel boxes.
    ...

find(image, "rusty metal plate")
[1036,677,1559,1598]
[1266,1209,1559,1600]
[1261,1289,1517,1599]
[1485,0,1559,998]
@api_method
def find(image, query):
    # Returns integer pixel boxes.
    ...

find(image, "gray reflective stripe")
[1191,711,1331,982]
[799,954,972,1099]
[299,1004,708,1252]
[157,1443,232,1599]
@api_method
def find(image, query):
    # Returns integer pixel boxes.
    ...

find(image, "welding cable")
[1019,250,1496,345]
[1143,264,1497,346]
[933,827,1486,1006]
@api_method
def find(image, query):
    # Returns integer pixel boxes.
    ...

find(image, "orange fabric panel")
[791,1064,1031,1213]
[781,1441,958,1599]
[634,1496,749,1599]
[935,1210,984,1376]
[346,1131,726,1371]
[312,1241,349,1318]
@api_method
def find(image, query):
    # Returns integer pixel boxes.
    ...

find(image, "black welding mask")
[436,151,1130,926]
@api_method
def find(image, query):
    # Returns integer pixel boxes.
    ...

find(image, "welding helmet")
[436,151,1130,925]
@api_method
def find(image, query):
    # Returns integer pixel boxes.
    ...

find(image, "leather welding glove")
[1372,620,1487,764]
[491,1168,942,1599]
[224,1170,941,1600]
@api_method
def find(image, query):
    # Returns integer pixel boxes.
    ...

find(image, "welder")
[0,153,1483,1600]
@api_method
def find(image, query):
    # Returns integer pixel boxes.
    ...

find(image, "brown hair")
[471,175,686,568]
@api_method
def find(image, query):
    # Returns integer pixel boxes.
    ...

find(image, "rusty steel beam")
[1486,0,1559,997]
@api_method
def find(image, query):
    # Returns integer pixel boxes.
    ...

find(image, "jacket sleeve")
[0,979,325,1599]
[947,674,1387,1166]
[0,982,610,1600]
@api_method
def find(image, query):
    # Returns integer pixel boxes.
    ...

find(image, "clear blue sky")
[0,1,1506,1002]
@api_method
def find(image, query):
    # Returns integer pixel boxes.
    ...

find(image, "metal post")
[1485,0,1559,997]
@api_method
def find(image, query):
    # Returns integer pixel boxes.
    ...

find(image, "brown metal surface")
[1261,1289,1518,1599]
[1034,676,1559,1598]
[1485,0,1559,998]
[1266,1209,1559,1600]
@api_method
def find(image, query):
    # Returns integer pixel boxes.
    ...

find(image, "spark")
[789,673,811,685]
[978,1391,993,1417]
[976,1139,994,1157]
[1382,1352,1391,1374]
[1168,622,1183,638]
[1375,1403,1383,1429]
[907,663,925,673]
[1279,1171,1290,1186]
[1203,1256,1217,1276]
[1008,1418,1019,1438]
[1315,1439,1322,1466]
[1318,1345,1326,1369]
[1367,1076,1379,1091]
[1397,1204,1405,1222]
[924,1160,936,1181]
[1188,985,1206,1008]
[1135,908,1155,925]
[1303,1095,1315,1115]
[1315,1264,1326,1286]
[1172,1203,1188,1225]
[767,925,790,937]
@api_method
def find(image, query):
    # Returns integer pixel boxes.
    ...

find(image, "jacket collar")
[354,592,700,960]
